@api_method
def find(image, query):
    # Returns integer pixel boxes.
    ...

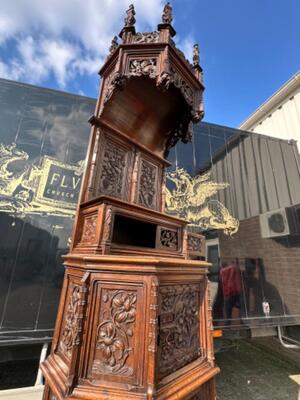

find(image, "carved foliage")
[92,289,137,376]
[58,284,86,359]
[103,72,127,105]
[187,234,202,253]
[81,214,97,243]
[138,159,157,209]
[133,31,159,44]
[129,59,157,79]
[158,284,200,379]
[172,71,194,106]
[99,142,127,198]
[159,228,178,249]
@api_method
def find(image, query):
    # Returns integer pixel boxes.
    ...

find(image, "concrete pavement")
[0,386,43,400]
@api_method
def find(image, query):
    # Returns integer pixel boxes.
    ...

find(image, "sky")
[0,0,299,128]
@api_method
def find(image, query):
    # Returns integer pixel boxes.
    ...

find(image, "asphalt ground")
[215,338,300,400]
[0,338,299,399]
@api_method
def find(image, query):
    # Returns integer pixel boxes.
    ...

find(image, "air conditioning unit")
[260,207,299,238]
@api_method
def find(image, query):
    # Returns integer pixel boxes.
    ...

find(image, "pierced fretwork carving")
[81,214,97,243]
[98,142,127,198]
[159,228,178,249]
[187,234,202,253]
[129,59,157,78]
[58,284,86,359]
[133,31,159,43]
[92,289,137,376]
[158,284,200,379]
[138,160,157,209]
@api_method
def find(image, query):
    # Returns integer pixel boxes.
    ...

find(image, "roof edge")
[239,71,300,130]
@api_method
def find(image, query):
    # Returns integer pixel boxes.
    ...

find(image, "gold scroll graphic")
[165,167,239,235]
[0,142,84,217]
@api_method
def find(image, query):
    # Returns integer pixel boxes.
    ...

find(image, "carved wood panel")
[87,282,144,386]
[81,214,97,243]
[158,284,200,379]
[157,227,179,250]
[56,278,87,363]
[91,132,134,201]
[187,233,205,257]
[136,157,161,210]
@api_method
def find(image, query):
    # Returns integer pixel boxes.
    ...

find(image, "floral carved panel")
[158,284,200,379]
[91,287,139,378]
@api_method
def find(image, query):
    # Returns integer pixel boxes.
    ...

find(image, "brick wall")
[219,216,300,319]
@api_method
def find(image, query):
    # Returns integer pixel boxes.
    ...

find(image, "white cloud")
[0,0,168,89]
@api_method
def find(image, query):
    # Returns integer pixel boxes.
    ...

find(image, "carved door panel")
[135,155,161,210]
[157,284,201,380]
[84,279,146,388]
[92,131,134,201]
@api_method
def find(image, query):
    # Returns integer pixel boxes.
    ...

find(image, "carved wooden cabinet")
[42,4,219,400]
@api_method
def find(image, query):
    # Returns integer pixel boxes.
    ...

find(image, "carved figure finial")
[193,44,199,67]
[162,2,173,24]
[124,4,136,27]
[109,36,118,54]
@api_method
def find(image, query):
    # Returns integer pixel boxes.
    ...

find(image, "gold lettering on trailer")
[0,142,85,217]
